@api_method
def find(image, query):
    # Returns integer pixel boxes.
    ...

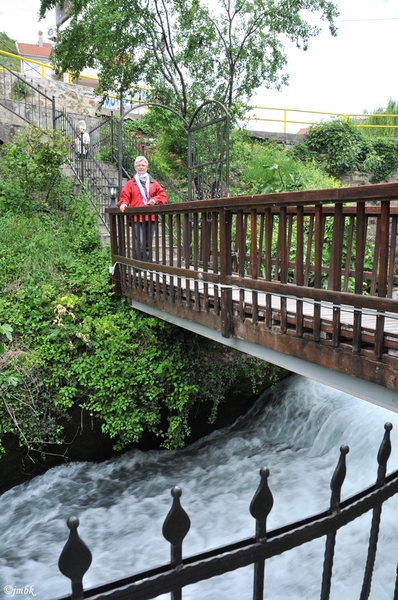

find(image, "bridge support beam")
[130,300,398,414]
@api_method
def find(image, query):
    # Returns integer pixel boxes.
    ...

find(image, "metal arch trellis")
[117,102,188,199]
[188,99,230,201]
[118,99,230,202]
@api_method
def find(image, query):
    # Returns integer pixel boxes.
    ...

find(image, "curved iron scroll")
[188,100,230,201]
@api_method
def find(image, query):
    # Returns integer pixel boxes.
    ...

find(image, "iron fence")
[55,423,398,600]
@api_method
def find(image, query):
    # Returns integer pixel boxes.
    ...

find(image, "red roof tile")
[17,42,53,59]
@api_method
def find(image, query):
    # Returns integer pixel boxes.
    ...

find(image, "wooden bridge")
[107,182,398,411]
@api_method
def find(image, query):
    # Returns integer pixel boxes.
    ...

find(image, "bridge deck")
[109,182,398,393]
[125,269,398,352]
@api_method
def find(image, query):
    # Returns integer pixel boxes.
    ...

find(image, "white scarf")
[134,173,150,204]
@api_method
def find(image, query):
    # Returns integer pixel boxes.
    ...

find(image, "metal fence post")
[162,487,191,600]
[58,517,92,600]
[250,468,274,600]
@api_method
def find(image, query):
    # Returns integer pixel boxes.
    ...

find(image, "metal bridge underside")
[122,277,398,413]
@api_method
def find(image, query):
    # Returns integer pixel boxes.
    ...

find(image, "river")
[1,374,398,600]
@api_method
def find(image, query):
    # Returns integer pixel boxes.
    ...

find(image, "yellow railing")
[245,105,398,134]
[0,48,99,84]
[2,49,398,133]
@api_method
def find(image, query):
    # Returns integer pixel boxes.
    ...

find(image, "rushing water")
[1,374,398,600]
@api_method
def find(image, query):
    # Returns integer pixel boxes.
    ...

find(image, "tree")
[40,0,338,119]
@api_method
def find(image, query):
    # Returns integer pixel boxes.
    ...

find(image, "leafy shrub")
[359,98,398,138]
[0,124,71,213]
[12,78,31,99]
[229,129,340,195]
[368,138,398,183]
[292,120,365,176]
[0,157,273,456]
[293,118,398,182]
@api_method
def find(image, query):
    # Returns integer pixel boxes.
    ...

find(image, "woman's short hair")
[134,156,148,167]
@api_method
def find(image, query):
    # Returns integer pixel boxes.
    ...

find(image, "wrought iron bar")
[360,422,393,600]
[56,425,398,600]
[58,516,92,600]
[0,59,55,129]
[162,486,191,600]
[250,467,274,600]
[320,445,349,600]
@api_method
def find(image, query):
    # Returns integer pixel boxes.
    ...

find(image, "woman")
[118,156,168,260]
[75,120,90,159]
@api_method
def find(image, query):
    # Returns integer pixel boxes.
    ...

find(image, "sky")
[1,0,398,132]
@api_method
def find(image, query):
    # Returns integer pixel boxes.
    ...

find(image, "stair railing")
[0,57,55,129]
[54,110,115,231]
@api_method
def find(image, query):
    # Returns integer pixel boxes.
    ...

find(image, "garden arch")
[119,100,230,201]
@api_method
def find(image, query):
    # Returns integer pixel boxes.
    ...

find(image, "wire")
[336,17,398,23]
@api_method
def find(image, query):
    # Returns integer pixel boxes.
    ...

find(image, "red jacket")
[118,176,168,221]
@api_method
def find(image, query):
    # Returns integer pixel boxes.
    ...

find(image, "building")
[16,32,53,79]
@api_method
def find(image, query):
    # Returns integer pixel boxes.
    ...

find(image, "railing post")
[118,93,123,196]
[58,516,92,600]
[162,486,191,600]
[52,95,56,129]
[219,208,233,338]
[78,132,85,183]
[313,204,324,342]
[329,203,343,348]
[320,445,349,600]
[110,211,122,298]
[278,206,288,333]
[110,111,114,162]
[250,468,274,600]
[360,422,393,600]
[375,201,390,358]
[353,202,366,352]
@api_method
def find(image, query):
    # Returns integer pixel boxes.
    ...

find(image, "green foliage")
[136,109,189,198]
[40,0,338,118]
[0,129,280,456]
[0,323,65,457]
[292,119,398,183]
[0,324,13,357]
[368,138,398,184]
[359,98,398,138]
[292,120,366,176]
[12,78,31,99]
[229,129,340,195]
[0,33,20,71]
[0,125,72,212]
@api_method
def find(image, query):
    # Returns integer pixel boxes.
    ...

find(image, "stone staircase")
[61,158,127,247]
[0,59,185,249]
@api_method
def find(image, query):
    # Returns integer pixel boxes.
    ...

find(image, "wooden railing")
[107,182,398,391]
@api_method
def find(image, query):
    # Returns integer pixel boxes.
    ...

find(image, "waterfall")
[1,374,398,600]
